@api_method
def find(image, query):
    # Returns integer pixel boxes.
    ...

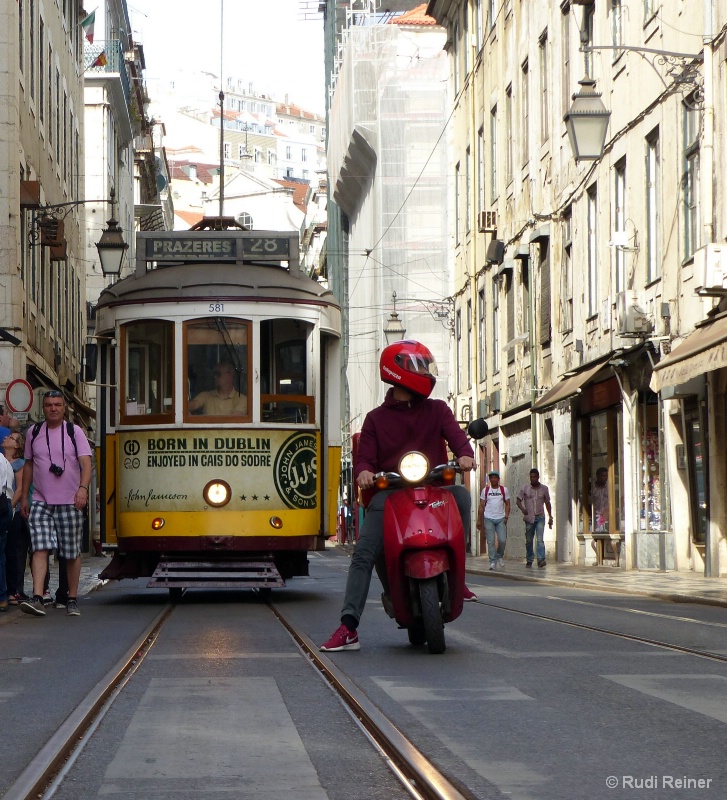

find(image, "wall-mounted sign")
[5,379,34,413]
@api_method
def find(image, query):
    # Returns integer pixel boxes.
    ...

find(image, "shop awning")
[651,314,727,392]
[532,358,609,413]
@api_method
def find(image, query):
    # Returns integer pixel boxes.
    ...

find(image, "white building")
[328,6,453,434]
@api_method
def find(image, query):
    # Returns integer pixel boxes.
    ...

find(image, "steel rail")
[476,600,727,663]
[268,602,478,800]
[4,604,173,800]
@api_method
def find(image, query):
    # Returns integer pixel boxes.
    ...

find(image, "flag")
[91,51,107,68]
[81,10,95,44]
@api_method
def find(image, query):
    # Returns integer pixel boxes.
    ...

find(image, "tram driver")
[189,361,248,416]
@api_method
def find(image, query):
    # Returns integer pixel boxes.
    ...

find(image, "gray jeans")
[340,484,470,626]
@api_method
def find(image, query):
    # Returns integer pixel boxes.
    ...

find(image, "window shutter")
[540,242,551,344]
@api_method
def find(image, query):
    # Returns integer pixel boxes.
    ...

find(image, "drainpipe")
[702,0,714,246]
[529,256,537,466]
[703,0,714,576]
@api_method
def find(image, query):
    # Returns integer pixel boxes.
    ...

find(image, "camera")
[49,464,64,476]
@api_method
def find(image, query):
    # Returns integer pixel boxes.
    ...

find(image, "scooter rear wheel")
[419,577,446,654]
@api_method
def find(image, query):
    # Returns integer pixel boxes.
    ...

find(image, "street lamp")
[27,190,128,275]
[563,77,611,161]
[96,214,128,277]
[384,291,406,345]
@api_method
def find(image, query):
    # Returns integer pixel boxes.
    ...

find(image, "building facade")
[427,0,727,575]
[2,0,89,423]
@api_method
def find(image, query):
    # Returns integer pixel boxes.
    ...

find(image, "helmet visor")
[396,351,438,377]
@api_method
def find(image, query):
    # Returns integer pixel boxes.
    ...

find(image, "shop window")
[260,319,314,423]
[638,393,664,532]
[185,318,251,421]
[577,405,622,557]
[684,402,707,543]
[122,320,174,422]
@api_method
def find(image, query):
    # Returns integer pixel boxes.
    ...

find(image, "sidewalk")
[465,555,727,608]
[1,554,105,621]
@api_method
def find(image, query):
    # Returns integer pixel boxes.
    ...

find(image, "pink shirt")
[25,422,92,505]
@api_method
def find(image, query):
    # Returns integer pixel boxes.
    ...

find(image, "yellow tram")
[96,221,341,595]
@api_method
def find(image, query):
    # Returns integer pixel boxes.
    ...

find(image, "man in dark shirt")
[320,340,476,652]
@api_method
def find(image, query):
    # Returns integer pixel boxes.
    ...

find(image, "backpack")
[30,420,79,458]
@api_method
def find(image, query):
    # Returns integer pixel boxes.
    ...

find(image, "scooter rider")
[320,340,476,652]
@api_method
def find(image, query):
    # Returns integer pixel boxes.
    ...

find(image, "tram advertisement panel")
[119,430,319,512]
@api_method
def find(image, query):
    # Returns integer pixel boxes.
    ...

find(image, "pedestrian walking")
[2,431,31,605]
[0,450,14,611]
[516,468,553,568]
[19,391,93,618]
[477,470,510,570]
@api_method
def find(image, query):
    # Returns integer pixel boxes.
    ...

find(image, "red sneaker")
[463,586,478,602]
[320,624,360,652]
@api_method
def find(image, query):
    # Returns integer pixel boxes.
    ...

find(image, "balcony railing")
[84,40,131,107]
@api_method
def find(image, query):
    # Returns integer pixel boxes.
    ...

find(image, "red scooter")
[371,419,487,654]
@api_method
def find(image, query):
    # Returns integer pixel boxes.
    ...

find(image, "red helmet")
[379,340,437,398]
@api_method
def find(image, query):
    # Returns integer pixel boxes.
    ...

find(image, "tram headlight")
[203,479,231,507]
[399,452,429,482]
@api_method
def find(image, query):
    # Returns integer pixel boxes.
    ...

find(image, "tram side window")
[123,320,174,420]
[260,319,313,423]
[185,318,251,419]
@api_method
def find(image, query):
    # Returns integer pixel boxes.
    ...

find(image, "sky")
[127,0,326,115]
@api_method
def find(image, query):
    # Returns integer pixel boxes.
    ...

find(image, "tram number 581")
[209,302,225,313]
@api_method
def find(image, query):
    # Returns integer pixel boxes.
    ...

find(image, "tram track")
[269,601,477,800]
[474,598,727,663]
[5,595,475,800]
[3,605,174,800]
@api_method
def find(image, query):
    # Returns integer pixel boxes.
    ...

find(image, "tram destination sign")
[143,233,292,263]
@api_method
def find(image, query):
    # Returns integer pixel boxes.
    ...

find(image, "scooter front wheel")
[419,577,446,654]
[407,619,426,646]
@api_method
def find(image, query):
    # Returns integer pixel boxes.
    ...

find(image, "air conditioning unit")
[693,243,727,295]
[478,210,497,233]
[615,291,652,337]
[489,390,501,413]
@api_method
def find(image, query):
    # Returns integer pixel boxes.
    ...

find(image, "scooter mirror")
[467,418,489,440]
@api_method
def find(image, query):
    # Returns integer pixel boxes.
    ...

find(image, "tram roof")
[96,260,337,309]
[96,229,338,310]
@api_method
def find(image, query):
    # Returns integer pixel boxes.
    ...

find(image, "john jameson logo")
[274,433,317,509]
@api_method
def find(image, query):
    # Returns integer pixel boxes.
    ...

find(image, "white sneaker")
[498,558,505,569]
[489,561,496,570]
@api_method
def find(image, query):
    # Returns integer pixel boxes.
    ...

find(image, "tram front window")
[185,319,251,420]
[122,320,174,421]
[260,320,314,423]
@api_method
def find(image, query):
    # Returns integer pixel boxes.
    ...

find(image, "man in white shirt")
[477,470,510,570]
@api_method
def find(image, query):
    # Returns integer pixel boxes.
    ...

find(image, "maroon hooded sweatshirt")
[355,388,474,478]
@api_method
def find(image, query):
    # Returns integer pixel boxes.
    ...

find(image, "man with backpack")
[477,470,510,570]
[19,391,92,618]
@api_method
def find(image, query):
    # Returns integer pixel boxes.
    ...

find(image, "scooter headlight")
[399,452,429,482]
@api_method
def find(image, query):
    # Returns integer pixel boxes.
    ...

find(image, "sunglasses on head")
[44,391,63,398]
